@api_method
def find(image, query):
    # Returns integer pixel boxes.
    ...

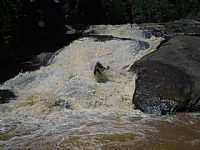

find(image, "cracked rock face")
[131,36,200,115]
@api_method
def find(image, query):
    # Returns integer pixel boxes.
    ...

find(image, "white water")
[0,24,166,149]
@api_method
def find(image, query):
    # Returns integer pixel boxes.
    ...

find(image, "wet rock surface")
[22,52,55,71]
[55,99,71,109]
[0,89,16,104]
[140,19,200,39]
[131,36,200,115]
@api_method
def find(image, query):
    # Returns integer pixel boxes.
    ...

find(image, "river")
[0,24,199,149]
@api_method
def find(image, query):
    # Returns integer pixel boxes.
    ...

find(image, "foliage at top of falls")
[62,0,200,24]
[1,0,200,28]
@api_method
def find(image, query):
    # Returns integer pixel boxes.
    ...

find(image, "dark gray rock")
[130,36,200,115]
[23,52,55,70]
[173,19,200,25]
[0,89,16,104]
[168,19,200,34]
[140,19,200,40]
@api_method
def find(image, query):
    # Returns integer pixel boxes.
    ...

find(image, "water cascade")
[1,25,199,149]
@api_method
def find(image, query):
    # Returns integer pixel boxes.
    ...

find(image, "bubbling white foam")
[1,24,163,119]
[0,24,165,149]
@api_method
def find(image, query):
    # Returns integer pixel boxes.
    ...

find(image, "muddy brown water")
[1,111,199,150]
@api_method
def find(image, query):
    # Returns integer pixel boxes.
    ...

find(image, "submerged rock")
[23,52,55,71]
[130,36,200,115]
[0,89,16,104]
[55,99,71,109]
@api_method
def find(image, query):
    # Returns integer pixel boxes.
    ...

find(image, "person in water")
[94,62,110,83]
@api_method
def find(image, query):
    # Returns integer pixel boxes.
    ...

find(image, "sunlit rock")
[131,36,200,115]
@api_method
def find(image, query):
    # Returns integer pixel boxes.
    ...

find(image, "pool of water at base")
[0,109,199,150]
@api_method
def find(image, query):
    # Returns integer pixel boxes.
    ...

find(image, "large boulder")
[140,19,200,39]
[130,36,200,115]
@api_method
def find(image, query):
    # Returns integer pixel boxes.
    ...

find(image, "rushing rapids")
[0,25,199,149]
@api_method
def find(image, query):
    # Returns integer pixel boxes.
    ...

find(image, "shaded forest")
[62,0,200,24]
[1,0,200,49]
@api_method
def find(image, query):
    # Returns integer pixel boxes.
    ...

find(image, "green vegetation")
[60,0,200,24]
[125,0,200,23]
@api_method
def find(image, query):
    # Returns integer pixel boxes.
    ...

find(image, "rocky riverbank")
[131,35,200,115]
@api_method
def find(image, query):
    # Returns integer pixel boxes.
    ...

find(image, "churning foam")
[0,24,163,119]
